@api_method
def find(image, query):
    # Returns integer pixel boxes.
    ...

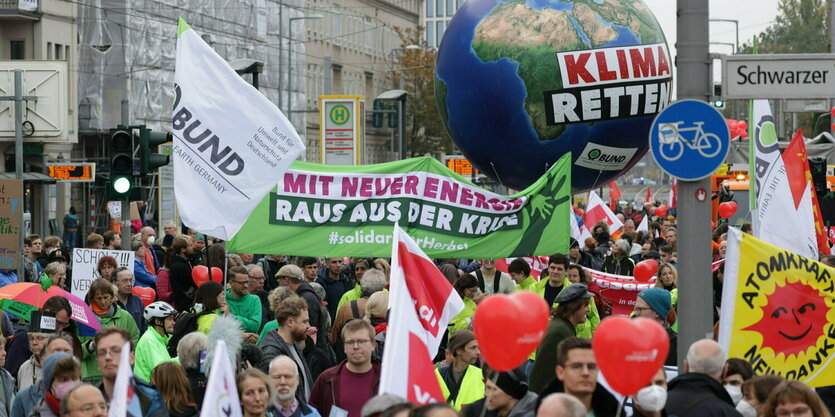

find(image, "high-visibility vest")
[435,365,485,410]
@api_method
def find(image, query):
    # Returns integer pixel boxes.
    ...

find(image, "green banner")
[226,154,571,258]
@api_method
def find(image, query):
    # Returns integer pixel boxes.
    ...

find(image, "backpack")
[167,309,212,357]
[474,269,503,294]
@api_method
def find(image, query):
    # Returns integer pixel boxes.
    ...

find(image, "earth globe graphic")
[435,0,672,191]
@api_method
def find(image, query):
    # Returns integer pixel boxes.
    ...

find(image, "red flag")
[609,182,622,210]
[669,179,677,209]
[782,130,830,254]
[380,225,465,404]
[645,186,653,204]
[585,191,623,231]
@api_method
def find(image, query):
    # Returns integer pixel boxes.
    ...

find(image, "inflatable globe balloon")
[435,0,671,191]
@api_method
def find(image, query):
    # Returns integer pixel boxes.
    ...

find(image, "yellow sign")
[720,229,835,386]
[47,163,96,182]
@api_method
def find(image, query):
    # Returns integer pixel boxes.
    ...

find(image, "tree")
[740,0,829,53]
[390,26,453,157]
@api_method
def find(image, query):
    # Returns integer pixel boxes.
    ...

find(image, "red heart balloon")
[473,291,549,371]
[654,205,668,218]
[132,286,156,307]
[209,267,223,283]
[634,260,658,282]
[718,201,738,219]
[192,265,210,287]
[592,317,669,396]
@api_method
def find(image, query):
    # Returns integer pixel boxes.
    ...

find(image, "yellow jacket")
[435,365,485,410]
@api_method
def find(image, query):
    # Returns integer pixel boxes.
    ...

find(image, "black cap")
[555,283,594,304]
[48,249,69,263]
[569,237,580,249]
[643,250,661,260]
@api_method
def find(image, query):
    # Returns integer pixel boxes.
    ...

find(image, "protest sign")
[71,249,134,299]
[0,180,23,271]
[227,154,572,258]
[719,228,835,386]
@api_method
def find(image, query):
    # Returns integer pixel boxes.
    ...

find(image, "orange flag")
[609,182,622,211]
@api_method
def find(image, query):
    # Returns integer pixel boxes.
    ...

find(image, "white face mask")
[736,399,757,417]
[725,384,743,405]
[146,235,156,246]
[635,384,667,413]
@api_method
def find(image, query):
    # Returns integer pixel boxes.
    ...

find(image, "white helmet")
[144,301,177,322]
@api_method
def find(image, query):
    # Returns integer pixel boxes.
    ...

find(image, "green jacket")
[528,317,575,393]
[259,320,278,343]
[515,276,537,291]
[134,328,173,382]
[81,305,139,384]
[335,284,362,313]
[436,365,484,410]
[225,289,263,333]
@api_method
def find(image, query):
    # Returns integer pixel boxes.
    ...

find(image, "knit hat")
[638,288,672,320]
[494,369,528,400]
[569,237,580,249]
[448,330,476,356]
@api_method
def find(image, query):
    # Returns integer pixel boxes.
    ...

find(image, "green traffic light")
[113,176,132,194]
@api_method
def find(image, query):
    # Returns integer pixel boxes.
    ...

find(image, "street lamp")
[390,45,420,89]
[376,89,408,159]
[288,14,323,131]
[709,19,739,53]
[228,58,264,89]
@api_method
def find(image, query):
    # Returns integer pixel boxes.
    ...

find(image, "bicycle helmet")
[144,301,177,322]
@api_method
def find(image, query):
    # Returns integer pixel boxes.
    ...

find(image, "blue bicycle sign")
[649,100,730,181]
[657,121,723,161]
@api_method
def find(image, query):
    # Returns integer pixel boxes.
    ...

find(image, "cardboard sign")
[70,248,134,300]
[0,180,23,270]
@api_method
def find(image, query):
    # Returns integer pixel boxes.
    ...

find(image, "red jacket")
[308,361,382,417]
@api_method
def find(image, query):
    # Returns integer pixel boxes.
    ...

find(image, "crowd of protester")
[0,202,834,417]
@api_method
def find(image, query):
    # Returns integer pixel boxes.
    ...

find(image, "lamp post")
[390,45,420,89]
[709,18,739,53]
[228,59,264,89]
[288,14,323,132]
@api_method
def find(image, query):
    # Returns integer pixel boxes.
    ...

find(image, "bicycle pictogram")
[657,121,723,161]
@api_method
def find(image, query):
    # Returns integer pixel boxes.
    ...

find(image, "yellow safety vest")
[435,365,485,410]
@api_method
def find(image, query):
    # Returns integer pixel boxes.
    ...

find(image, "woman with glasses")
[237,368,280,417]
[762,381,832,417]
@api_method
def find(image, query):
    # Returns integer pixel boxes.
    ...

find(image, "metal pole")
[120,100,130,247]
[289,21,294,130]
[15,70,24,283]
[398,100,406,160]
[278,2,283,110]
[831,0,835,135]
[676,0,713,369]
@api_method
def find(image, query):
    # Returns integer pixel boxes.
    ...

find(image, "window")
[426,0,434,17]
[333,65,343,95]
[437,21,445,45]
[365,72,374,100]
[55,43,62,60]
[436,0,443,19]
[427,23,435,47]
[447,0,455,16]
[47,42,53,59]
[10,40,25,60]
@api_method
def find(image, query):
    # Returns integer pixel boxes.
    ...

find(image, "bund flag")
[380,224,464,403]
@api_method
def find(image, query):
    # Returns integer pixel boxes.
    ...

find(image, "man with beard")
[102,231,121,250]
[168,235,195,310]
[259,297,314,401]
[269,355,322,417]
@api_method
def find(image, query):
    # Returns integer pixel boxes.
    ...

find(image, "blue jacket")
[133,259,158,287]
[0,271,16,287]
[315,269,354,320]
[118,293,147,334]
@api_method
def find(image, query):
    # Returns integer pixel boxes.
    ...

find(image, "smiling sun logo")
[743,280,831,357]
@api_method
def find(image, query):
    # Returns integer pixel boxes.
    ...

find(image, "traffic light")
[109,126,134,198]
[138,127,172,176]
[372,99,384,128]
[388,103,398,128]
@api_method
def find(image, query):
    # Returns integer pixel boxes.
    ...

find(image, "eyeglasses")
[73,403,109,414]
[633,306,652,314]
[55,320,70,329]
[776,406,811,417]
[343,339,371,347]
[564,362,598,373]
[250,275,265,281]
[96,347,122,358]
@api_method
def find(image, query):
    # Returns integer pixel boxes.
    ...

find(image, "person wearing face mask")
[630,368,668,417]
[723,358,754,407]
[738,375,786,417]
[132,241,158,288]
[30,354,81,417]
[140,227,160,275]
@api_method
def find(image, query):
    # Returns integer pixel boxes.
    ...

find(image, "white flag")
[201,340,243,417]
[751,100,780,237]
[585,191,623,233]
[173,18,305,240]
[636,214,648,235]
[108,342,141,417]
[380,224,464,403]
